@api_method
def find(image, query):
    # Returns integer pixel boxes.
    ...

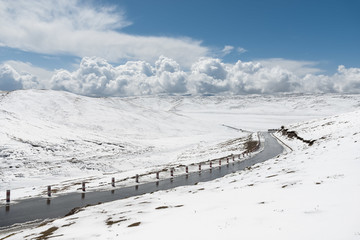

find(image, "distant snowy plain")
[0,90,360,239]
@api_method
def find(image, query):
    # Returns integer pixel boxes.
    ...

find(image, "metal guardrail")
[4,134,263,204]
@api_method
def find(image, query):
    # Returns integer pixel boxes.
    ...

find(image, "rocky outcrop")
[280,126,315,146]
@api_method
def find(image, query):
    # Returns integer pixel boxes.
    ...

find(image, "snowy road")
[0,132,283,228]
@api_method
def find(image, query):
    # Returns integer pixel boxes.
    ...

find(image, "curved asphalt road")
[0,132,283,228]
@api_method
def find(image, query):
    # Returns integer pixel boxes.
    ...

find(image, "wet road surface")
[0,132,283,228]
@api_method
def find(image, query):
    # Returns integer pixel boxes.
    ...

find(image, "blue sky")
[118,0,360,72]
[0,0,360,96]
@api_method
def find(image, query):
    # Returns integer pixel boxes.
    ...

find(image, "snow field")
[1,90,255,200]
[1,96,359,239]
[1,91,360,201]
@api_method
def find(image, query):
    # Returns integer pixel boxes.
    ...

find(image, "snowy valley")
[0,90,360,239]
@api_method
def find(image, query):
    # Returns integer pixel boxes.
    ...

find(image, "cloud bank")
[1,56,360,96]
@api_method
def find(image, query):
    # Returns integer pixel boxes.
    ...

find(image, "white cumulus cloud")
[335,65,360,93]
[50,56,189,96]
[3,61,53,88]
[188,58,230,94]
[227,60,300,94]
[0,64,39,91]
[259,58,322,76]
[0,0,208,68]
[2,57,360,96]
[221,45,235,56]
[237,47,247,54]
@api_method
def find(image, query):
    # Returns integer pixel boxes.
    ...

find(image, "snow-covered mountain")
[1,90,360,200]
[1,91,359,239]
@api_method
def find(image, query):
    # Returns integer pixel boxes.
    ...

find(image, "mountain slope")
[0,90,359,200]
[2,100,359,239]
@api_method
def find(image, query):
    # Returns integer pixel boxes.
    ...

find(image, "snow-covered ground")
[1,90,360,201]
[1,96,359,239]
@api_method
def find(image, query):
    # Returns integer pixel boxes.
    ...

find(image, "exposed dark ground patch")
[245,140,258,152]
[36,220,54,228]
[266,174,278,178]
[106,217,127,226]
[34,226,60,240]
[64,207,84,217]
[0,232,17,240]
[155,206,169,210]
[61,222,75,228]
[64,203,102,217]
[280,127,316,146]
[127,222,141,227]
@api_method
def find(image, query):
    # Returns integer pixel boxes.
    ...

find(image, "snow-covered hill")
[2,104,359,239]
[1,90,360,200]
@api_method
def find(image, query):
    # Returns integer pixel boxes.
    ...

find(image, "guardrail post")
[112,177,115,187]
[136,174,139,183]
[47,186,51,197]
[156,172,159,180]
[219,159,221,166]
[82,182,86,192]
[6,190,10,203]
